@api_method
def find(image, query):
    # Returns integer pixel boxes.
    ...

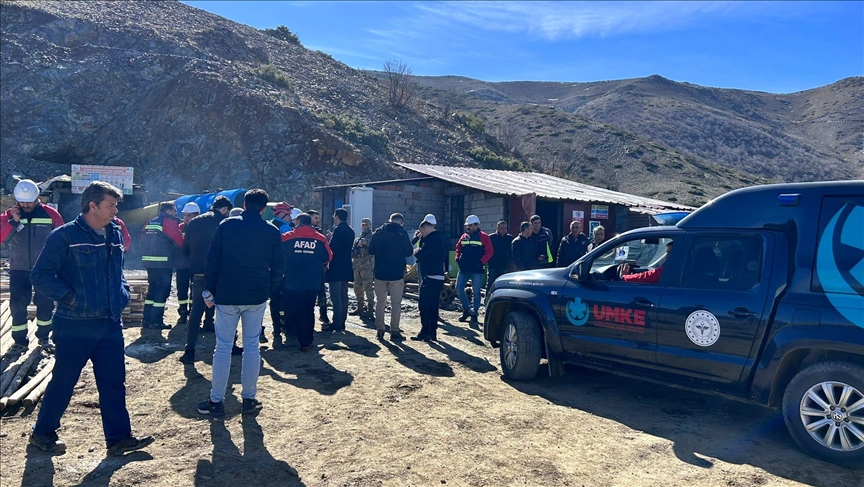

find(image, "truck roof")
[678,180,863,230]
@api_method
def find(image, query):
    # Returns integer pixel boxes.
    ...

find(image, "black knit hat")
[212,195,233,210]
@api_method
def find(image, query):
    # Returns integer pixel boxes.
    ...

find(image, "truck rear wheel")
[499,311,542,381]
[782,361,864,468]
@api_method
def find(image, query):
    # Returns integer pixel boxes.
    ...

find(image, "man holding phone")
[0,179,64,356]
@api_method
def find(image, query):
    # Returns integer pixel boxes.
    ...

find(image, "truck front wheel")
[782,361,864,468]
[499,311,542,381]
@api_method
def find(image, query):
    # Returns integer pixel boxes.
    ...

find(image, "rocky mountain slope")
[0,1,845,210]
[410,75,864,183]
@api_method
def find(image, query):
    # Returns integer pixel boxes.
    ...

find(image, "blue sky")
[185,1,862,94]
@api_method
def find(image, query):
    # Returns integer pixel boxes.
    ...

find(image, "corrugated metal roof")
[396,163,694,212]
[315,177,434,190]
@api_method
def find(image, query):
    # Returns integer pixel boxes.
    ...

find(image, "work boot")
[201,321,215,333]
[319,313,330,325]
[458,312,471,322]
[179,349,195,364]
[390,331,405,341]
[259,326,268,344]
[107,435,155,457]
[29,431,66,454]
[143,321,171,330]
[38,337,56,354]
[349,308,363,316]
[470,314,480,326]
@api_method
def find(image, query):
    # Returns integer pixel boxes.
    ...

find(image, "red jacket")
[1,203,64,271]
[455,230,494,273]
[113,217,132,250]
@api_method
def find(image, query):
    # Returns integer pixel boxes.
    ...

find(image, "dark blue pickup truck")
[484,181,864,467]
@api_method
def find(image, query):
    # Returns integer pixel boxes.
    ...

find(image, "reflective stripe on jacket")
[0,203,64,271]
[141,213,184,268]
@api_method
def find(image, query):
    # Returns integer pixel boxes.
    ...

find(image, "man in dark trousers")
[0,179,64,356]
[557,220,590,267]
[307,210,329,326]
[512,222,536,272]
[282,213,332,351]
[198,189,284,418]
[178,196,232,364]
[324,208,354,332]
[29,181,154,455]
[411,217,448,342]
[175,202,200,326]
[529,215,554,268]
[368,213,414,341]
[487,220,513,292]
[140,202,184,330]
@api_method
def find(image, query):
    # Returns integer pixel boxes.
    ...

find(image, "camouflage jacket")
[351,229,374,270]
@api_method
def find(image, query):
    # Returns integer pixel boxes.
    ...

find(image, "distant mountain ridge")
[1,1,857,211]
[410,75,864,182]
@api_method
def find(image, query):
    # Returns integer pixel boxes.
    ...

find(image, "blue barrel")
[175,194,202,214]
[196,193,216,212]
[216,189,246,209]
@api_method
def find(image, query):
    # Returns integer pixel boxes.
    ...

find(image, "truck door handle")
[634,298,655,308]
[728,308,756,319]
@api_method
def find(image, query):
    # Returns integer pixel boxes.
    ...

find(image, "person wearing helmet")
[175,202,200,326]
[271,202,294,234]
[140,202,184,330]
[0,179,64,356]
[455,215,494,326]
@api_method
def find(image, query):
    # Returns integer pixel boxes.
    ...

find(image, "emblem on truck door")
[685,310,721,347]
[566,298,589,326]
[816,203,864,328]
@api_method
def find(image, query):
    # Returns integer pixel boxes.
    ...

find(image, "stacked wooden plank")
[0,299,54,410]
[124,278,148,325]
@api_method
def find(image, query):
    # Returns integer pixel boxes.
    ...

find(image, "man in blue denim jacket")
[28,181,154,456]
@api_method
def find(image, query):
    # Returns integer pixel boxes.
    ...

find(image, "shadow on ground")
[505,364,863,486]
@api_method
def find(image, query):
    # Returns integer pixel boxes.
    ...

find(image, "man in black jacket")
[324,208,354,332]
[411,218,448,342]
[178,196,231,364]
[557,220,590,267]
[367,213,413,341]
[512,222,536,271]
[198,190,285,418]
[282,213,332,351]
[487,220,513,292]
[529,215,554,268]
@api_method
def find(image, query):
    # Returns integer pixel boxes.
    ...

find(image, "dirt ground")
[1,287,861,487]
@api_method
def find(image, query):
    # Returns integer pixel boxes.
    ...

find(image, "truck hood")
[490,267,568,292]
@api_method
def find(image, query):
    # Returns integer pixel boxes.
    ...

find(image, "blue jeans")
[456,271,484,316]
[210,303,266,403]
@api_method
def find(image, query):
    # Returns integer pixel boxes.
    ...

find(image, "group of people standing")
[4,177,611,452]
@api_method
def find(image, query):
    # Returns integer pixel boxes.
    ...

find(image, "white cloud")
[408,1,780,41]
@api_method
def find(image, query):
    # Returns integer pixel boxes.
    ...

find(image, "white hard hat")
[423,214,437,225]
[182,202,201,214]
[14,179,39,203]
[464,215,480,225]
[289,208,302,220]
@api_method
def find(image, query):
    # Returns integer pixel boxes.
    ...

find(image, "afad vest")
[141,214,183,268]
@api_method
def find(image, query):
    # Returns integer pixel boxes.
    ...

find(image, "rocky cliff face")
[0,0,470,207]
